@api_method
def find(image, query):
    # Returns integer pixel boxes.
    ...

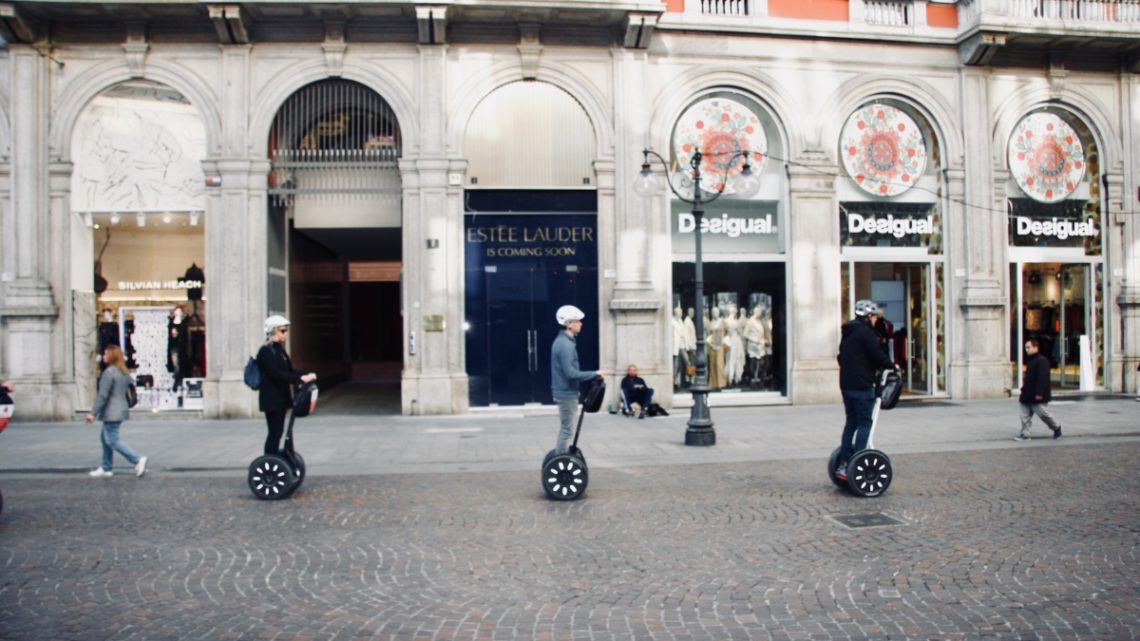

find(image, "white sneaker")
[135,456,148,477]
[89,468,113,478]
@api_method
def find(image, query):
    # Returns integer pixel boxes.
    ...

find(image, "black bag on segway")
[292,381,319,418]
[579,378,606,414]
[879,369,902,410]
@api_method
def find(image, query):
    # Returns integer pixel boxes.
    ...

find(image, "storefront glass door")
[464,200,598,407]
[1009,262,1095,390]
[842,261,937,395]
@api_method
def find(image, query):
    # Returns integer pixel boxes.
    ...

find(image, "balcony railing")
[1009,0,1140,21]
[864,0,913,26]
[700,0,750,17]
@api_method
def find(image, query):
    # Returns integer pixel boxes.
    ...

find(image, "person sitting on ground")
[620,365,655,419]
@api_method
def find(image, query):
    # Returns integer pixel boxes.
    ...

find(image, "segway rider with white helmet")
[835,300,896,480]
[551,305,603,455]
[257,315,317,456]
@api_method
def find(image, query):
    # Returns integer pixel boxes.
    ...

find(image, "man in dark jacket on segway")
[835,300,896,481]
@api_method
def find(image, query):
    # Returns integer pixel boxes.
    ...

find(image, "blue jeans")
[838,387,876,463]
[555,397,579,454]
[100,421,141,472]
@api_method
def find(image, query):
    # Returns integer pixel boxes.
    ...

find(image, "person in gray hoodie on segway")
[835,299,896,481]
[551,305,603,455]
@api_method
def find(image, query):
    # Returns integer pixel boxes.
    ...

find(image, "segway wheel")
[541,451,589,501]
[284,451,306,492]
[827,448,847,489]
[248,455,295,500]
[846,450,892,498]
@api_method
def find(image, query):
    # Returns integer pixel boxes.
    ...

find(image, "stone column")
[787,151,841,404]
[1102,171,1130,393]
[609,48,664,399]
[954,68,1008,399]
[0,46,60,419]
[400,44,468,415]
[204,44,266,418]
[1117,74,1140,395]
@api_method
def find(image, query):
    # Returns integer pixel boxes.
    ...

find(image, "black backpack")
[243,356,261,390]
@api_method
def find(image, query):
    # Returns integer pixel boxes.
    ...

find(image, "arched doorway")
[267,79,403,414]
[463,81,599,407]
[71,79,208,412]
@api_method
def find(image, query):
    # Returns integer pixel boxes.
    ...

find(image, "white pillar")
[787,151,842,404]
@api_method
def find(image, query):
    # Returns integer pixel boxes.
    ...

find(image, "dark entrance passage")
[465,191,598,407]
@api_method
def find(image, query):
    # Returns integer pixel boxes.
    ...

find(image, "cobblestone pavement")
[2,440,1138,641]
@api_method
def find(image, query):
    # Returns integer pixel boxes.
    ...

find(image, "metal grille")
[268,79,402,205]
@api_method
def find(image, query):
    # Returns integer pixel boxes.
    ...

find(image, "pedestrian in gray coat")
[85,345,147,478]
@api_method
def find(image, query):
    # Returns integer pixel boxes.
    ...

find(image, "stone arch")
[50,59,222,161]
[448,60,613,158]
[991,85,1122,174]
[648,67,800,164]
[817,74,964,169]
[248,61,417,159]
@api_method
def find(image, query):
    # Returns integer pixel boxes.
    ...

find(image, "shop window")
[668,91,788,396]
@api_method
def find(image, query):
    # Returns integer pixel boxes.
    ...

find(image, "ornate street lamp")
[634,147,760,446]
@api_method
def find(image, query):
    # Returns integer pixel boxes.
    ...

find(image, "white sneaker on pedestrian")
[135,456,148,477]
[89,468,113,478]
[1013,434,1029,442]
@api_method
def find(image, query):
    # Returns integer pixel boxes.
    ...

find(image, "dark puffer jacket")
[838,317,895,391]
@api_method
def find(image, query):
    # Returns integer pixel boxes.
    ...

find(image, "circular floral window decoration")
[673,97,768,195]
[840,103,927,197]
[1007,112,1085,204]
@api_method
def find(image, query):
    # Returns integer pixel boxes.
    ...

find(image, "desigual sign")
[671,201,782,256]
[676,212,776,238]
[1013,216,1097,240]
[846,212,933,239]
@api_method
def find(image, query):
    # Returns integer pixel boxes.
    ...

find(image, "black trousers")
[264,409,287,455]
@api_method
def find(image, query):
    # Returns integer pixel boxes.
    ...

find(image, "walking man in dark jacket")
[835,300,896,480]
[1015,338,1062,441]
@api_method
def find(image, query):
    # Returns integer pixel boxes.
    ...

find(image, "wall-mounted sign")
[841,203,940,250]
[1013,216,1097,240]
[671,200,781,256]
[1007,112,1086,204]
[840,103,927,198]
[846,212,933,238]
[116,279,204,291]
[672,97,768,195]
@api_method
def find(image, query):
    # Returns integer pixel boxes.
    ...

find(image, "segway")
[248,382,318,500]
[0,387,13,515]
[541,379,605,501]
[828,369,902,497]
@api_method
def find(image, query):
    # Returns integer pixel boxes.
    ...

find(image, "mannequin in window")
[672,306,690,389]
[167,305,190,391]
[724,303,746,386]
[706,307,727,390]
[96,308,119,372]
[744,305,768,387]
[684,307,697,381]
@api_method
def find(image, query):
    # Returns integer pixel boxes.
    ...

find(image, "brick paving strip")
[1,441,1138,641]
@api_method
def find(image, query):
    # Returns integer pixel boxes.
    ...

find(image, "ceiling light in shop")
[109,212,121,225]
[162,212,173,224]
[189,211,200,226]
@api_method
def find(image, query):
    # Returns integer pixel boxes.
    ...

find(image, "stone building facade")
[1,0,1138,419]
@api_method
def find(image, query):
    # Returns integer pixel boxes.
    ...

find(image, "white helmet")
[854,300,882,317]
[555,305,585,326]
[264,314,290,336]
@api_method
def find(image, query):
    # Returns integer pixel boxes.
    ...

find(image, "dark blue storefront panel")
[465,193,598,407]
